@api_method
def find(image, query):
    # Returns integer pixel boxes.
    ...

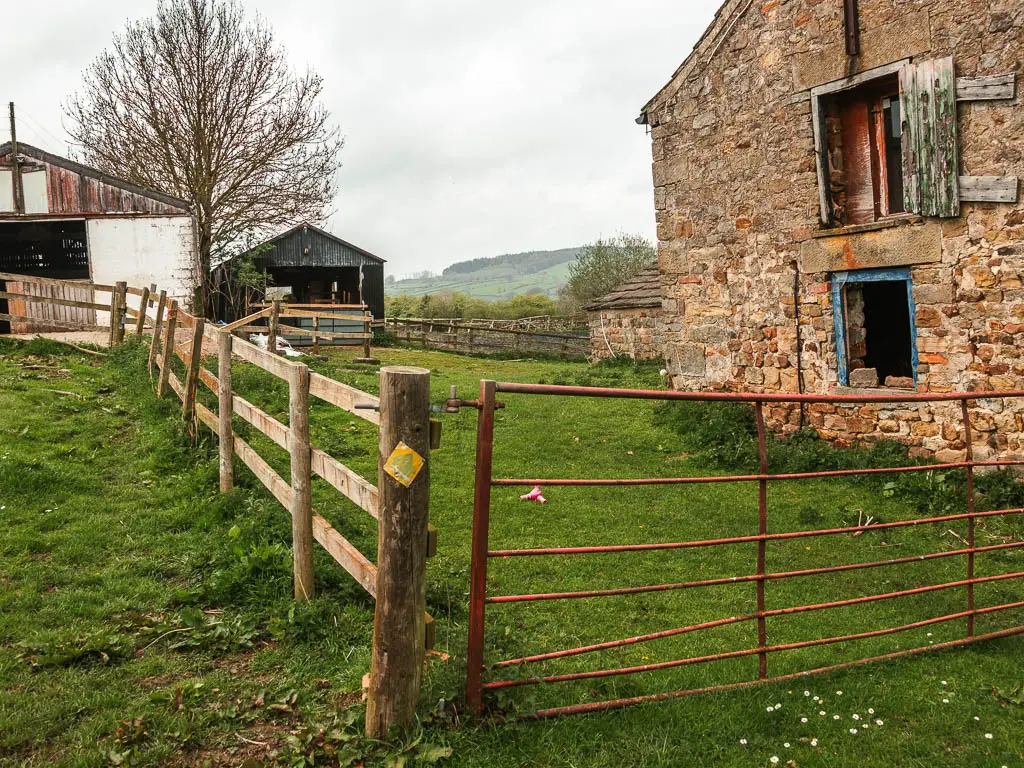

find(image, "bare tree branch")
[64,0,343,316]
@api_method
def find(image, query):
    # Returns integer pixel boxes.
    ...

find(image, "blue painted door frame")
[831,267,919,386]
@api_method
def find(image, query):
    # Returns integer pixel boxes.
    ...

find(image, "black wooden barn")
[214,222,385,320]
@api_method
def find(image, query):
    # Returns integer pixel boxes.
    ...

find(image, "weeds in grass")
[16,631,130,669]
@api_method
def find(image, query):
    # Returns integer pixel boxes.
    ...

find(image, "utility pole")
[8,102,24,214]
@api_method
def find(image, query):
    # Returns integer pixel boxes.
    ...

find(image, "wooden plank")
[231,334,297,381]
[253,302,364,310]
[167,369,185,400]
[311,513,378,597]
[124,286,147,297]
[810,59,909,97]
[0,272,114,291]
[277,307,370,322]
[956,73,1015,101]
[195,402,218,432]
[232,394,290,449]
[311,447,380,518]
[234,434,292,508]
[198,366,219,395]
[113,282,127,344]
[0,291,108,312]
[959,176,1019,203]
[221,306,272,333]
[0,313,106,332]
[900,61,922,214]
[933,57,960,217]
[276,322,370,340]
[175,310,197,329]
[308,372,380,424]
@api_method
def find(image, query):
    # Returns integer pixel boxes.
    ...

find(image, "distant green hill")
[387,247,581,300]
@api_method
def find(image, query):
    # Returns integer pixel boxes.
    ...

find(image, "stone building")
[636,0,1024,461]
[586,266,665,360]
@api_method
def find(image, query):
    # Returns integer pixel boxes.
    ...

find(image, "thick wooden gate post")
[288,362,314,600]
[113,281,128,345]
[157,301,178,397]
[218,329,234,493]
[148,290,167,375]
[367,366,431,737]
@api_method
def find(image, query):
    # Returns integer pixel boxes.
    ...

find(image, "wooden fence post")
[366,365,431,737]
[157,301,178,397]
[148,291,167,375]
[107,286,118,347]
[357,310,379,364]
[134,286,150,336]
[182,317,205,421]
[218,329,234,493]
[288,362,314,600]
[312,315,320,356]
[113,281,127,345]
[269,300,281,356]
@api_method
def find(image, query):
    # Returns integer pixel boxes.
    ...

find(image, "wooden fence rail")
[386,316,588,358]
[0,273,430,738]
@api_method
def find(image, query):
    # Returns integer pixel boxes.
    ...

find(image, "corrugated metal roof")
[585,266,663,311]
[244,222,385,268]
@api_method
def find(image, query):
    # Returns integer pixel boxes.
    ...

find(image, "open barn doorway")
[0,220,91,334]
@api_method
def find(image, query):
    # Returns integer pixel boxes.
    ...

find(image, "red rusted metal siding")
[0,146,188,216]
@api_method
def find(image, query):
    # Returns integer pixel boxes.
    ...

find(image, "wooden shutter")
[900,57,959,217]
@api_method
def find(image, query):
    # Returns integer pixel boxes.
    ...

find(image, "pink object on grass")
[520,486,548,503]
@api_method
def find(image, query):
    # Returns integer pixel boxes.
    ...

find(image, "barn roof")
[243,222,385,268]
[585,266,662,311]
[0,141,192,212]
[638,0,752,122]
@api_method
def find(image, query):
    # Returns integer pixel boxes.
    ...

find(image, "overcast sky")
[2,1,714,276]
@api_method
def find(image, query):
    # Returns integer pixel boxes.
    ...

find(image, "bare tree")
[64,0,342,315]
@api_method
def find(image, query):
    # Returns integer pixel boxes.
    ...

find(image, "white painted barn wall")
[87,216,197,320]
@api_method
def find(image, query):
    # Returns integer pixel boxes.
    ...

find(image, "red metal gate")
[465,380,1024,718]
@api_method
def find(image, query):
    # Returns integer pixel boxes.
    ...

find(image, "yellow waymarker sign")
[383,441,424,487]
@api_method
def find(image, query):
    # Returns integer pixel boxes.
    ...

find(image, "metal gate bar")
[465,380,1024,716]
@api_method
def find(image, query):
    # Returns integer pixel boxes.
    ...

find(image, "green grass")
[388,261,572,300]
[1,338,1023,766]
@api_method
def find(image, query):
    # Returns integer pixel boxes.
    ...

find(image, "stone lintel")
[799,221,942,274]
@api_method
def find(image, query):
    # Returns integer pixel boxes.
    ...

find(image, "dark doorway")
[861,280,913,380]
[0,220,90,334]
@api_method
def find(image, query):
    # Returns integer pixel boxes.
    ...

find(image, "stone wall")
[588,309,665,361]
[644,0,1024,460]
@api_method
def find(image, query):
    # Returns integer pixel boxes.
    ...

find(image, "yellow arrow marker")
[383,441,424,487]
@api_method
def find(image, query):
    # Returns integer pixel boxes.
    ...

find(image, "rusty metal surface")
[465,381,1024,718]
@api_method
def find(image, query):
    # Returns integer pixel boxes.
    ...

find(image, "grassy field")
[388,261,572,300]
[1,338,1023,767]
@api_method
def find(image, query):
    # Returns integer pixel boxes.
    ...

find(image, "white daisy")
[801,717,808,723]
[942,699,950,704]
[867,708,874,714]
[836,690,843,695]
[784,743,791,748]
[767,707,774,712]
[803,691,810,696]
[985,733,993,740]
[875,719,884,726]
[833,715,841,720]
[852,714,860,720]
[849,728,858,735]
[740,739,747,745]
[770,757,779,765]
[819,711,826,716]
[774,703,782,710]
[810,739,818,747]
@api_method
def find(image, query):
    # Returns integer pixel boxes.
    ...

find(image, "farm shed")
[586,266,665,360]
[213,222,385,321]
[637,0,1024,461]
[0,140,196,333]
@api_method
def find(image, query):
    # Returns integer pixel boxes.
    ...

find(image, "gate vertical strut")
[466,379,497,714]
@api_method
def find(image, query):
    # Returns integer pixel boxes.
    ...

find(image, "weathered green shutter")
[900,57,960,217]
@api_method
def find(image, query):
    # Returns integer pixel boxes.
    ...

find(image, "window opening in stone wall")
[826,75,904,226]
[844,281,914,387]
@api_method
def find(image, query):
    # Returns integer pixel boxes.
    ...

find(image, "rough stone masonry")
[637,0,1024,463]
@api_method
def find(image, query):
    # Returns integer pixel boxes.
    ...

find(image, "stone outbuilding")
[637,0,1024,461]
[586,266,665,360]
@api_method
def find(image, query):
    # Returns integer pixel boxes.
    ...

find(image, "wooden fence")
[0,275,431,737]
[386,316,588,358]
[238,301,377,360]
